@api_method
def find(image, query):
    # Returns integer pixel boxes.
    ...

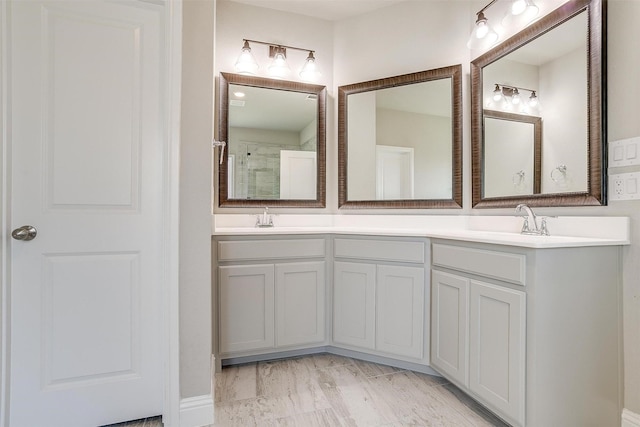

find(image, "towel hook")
[212,139,226,165]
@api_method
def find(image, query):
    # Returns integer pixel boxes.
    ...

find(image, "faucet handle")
[539,217,550,236]
[521,217,531,233]
[538,216,557,236]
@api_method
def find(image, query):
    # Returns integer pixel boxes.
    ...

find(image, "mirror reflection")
[482,11,587,195]
[339,65,462,209]
[471,0,605,208]
[227,84,317,200]
[347,80,452,200]
[218,72,326,208]
[483,110,541,198]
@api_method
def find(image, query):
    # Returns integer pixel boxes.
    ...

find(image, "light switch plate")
[609,172,640,201]
[609,137,640,167]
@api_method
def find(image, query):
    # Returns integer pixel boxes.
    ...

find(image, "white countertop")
[212,215,630,249]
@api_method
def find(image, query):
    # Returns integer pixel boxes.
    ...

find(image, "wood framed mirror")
[217,72,326,208]
[471,0,606,208]
[338,65,462,209]
[483,109,542,198]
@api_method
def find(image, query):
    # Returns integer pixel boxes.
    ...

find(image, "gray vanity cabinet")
[219,264,275,353]
[431,244,526,426]
[215,237,327,360]
[430,239,621,427]
[332,237,429,364]
[430,270,468,386]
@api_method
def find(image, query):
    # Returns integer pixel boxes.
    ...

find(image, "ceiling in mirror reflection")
[229,84,317,131]
[374,80,452,118]
[483,11,587,116]
[506,12,586,65]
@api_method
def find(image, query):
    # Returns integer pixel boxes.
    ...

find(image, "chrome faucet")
[255,207,274,228]
[515,204,538,234]
[515,203,551,236]
[515,204,553,236]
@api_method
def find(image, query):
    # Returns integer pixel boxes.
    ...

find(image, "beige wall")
[203,0,640,414]
[180,0,214,399]
[607,1,640,414]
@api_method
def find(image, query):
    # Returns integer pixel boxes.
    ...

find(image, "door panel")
[9,1,165,425]
[43,5,141,210]
[431,270,469,386]
[275,261,325,346]
[376,265,424,359]
[219,265,275,353]
[469,280,526,425]
[333,261,376,349]
[43,253,140,388]
[280,150,317,199]
[376,145,414,199]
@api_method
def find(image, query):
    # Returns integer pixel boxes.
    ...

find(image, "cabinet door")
[431,270,469,386]
[469,280,525,426]
[219,264,275,353]
[376,265,425,359]
[333,261,376,350]
[275,262,325,347]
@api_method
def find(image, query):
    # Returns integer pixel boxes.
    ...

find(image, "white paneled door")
[8,1,167,426]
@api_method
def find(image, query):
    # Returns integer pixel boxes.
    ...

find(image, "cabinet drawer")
[218,239,325,261]
[432,244,525,286]
[334,238,425,264]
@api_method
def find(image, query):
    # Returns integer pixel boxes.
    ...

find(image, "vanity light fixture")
[490,84,541,114]
[468,0,539,50]
[234,39,321,82]
[467,0,499,50]
[234,40,259,75]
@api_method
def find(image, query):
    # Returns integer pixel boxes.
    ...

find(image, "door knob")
[12,225,37,241]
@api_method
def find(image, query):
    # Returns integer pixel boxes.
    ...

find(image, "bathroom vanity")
[212,216,626,427]
[216,236,327,354]
[430,239,620,426]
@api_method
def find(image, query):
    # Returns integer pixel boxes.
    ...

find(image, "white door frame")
[0,1,182,426]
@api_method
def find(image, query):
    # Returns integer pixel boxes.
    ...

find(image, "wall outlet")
[609,172,640,201]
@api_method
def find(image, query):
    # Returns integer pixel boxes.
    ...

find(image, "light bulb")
[511,88,521,105]
[493,85,503,102]
[299,51,321,82]
[502,0,539,26]
[476,21,489,38]
[528,91,538,108]
[511,0,527,16]
[268,47,290,79]
[234,40,259,75]
[467,12,499,50]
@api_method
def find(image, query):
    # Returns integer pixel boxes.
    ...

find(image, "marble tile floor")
[103,416,163,427]
[109,353,509,427]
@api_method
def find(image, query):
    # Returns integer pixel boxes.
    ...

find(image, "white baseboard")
[179,394,214,427]
[622,408,640,427]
